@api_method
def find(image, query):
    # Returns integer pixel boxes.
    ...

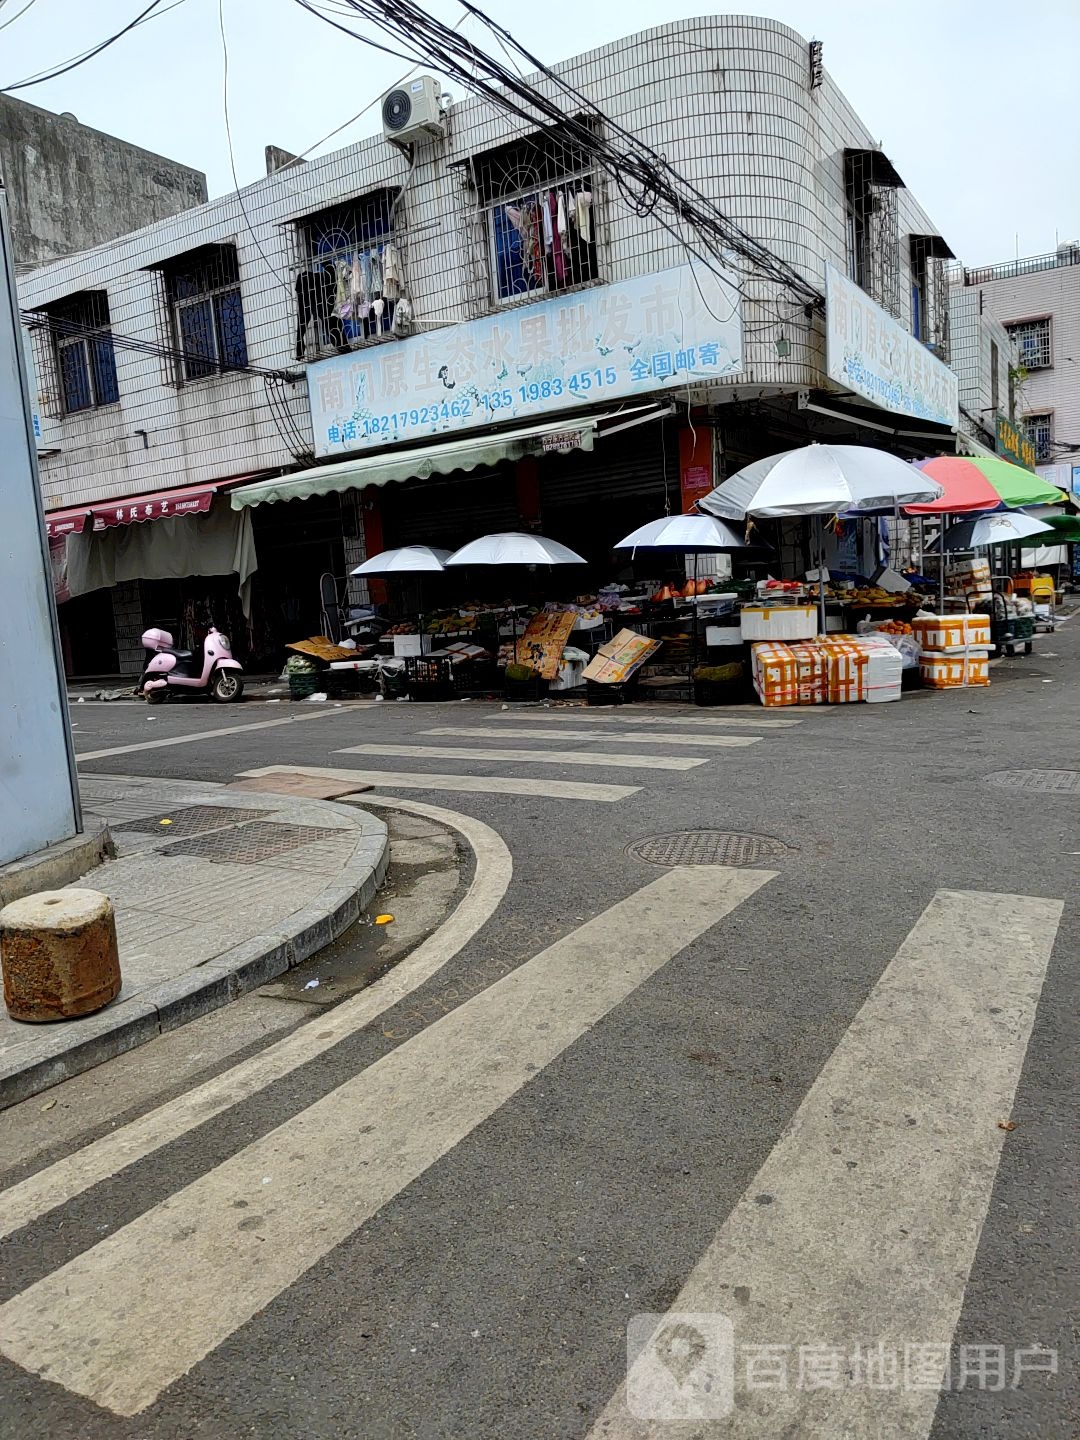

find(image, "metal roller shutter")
[540,424,680,509]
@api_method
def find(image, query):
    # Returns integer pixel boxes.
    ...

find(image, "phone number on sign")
[333,367,622,441]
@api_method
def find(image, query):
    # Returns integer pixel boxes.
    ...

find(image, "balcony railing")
[963,246,1080,286]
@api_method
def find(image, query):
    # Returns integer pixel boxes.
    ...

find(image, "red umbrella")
[905,455,1064,514]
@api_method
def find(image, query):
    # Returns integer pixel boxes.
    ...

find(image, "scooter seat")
[164,648,195,663]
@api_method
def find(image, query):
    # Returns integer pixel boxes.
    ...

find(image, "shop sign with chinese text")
[825,265,958,429]
[996,414,1036,471]
[306,264,742,457]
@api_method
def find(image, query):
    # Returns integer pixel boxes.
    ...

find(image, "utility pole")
[0,180,80,863]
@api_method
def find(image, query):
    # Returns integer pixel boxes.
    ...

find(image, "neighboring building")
[19,16,960,675]
[0,94,207,270]
[947,276,1016,456]
[958,244,1080,494]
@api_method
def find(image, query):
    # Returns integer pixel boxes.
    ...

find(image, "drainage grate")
[112,804,270,837]
[985,770,1080,794]
[160,820,341,864]
[627,830,792,867]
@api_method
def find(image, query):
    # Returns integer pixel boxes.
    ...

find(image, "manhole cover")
[160,821,340,864]
[985,770,1080,794]
[112,804,269,837]
[627,830,791,867]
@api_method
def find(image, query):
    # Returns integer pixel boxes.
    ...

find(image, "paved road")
[2,635,1078,1438]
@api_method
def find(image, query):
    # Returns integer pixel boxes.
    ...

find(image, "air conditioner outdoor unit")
[381,75,445,144]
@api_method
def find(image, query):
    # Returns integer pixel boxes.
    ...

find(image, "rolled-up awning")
[46,473,269,538]
[45,507,90,538]
[229,408,670,511]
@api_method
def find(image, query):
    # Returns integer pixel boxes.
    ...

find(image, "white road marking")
[487,711,806,728]
[74,708,352,762]
[423,726,760,749]
[239,764,640,802]
[336,743,709,771]
[0,797,511,1242]
[588,889,1063,1439]
[0,866,773,1416]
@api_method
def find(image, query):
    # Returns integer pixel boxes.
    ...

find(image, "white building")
[957,245,1080,494]
[19,15,960,674]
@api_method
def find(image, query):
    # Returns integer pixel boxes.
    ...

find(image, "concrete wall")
[18,15,952,513]
[0,95,207,270]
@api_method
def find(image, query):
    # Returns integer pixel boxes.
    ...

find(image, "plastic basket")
[504,676,549,702]
[406,656,455,702]
[288,671,321,700]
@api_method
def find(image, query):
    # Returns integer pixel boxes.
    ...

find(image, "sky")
[2,0,1078,268]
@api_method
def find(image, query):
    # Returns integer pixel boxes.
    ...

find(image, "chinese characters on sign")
[306,264,742,457]
[825,265,958,429]
[996,414,1037,471]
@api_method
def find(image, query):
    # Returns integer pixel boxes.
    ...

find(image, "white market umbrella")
[350,545,452,575]
[350,547,452,654]
[698,443,944,519]
[445,532,586,662]
[699,444,944,633]
[614,514,749,553]
[445,532,587,567]
[615,514,751,696]
[929,513,1053,552]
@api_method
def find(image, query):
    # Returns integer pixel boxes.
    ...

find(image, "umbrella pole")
[817,515,827,636]
[690,550,698,700]
[939,513,948,612]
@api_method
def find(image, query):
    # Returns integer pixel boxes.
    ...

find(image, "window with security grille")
[844,149,902,318]
[1022,413,1053,462]
[34,291,119,414]
[290,189,403,359]
[466,126,600,308]
[158,244,247,380]
[1007,317,1052,370]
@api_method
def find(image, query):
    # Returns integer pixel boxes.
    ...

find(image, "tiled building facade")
[19,15,959,672]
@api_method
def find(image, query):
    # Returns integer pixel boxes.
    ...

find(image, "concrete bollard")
[0,889,121,1022]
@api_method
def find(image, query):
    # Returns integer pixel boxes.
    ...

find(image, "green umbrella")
[1033,513,1080,543]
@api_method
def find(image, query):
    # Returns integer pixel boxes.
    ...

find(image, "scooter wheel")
[210,670,244,703]
[145,688,167,704]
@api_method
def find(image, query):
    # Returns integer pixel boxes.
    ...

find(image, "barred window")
[36,291,119,414]
[1007,317,1052,370]
[290,189,404,360]
[159,244,247,380]
[1022,413,1053,462]
[469,127,599,308]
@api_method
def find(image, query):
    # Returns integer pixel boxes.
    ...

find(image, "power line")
[2,0,189,92]
[291,0,823,311]
[0,0,41,35]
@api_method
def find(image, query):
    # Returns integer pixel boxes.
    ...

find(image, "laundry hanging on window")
[294,264,345,360]
[382,240,404,300]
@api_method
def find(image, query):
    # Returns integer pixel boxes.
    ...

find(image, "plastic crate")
[587,679,635,706]
[405,656,455,702]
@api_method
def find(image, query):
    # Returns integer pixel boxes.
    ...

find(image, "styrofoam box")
[393,634,432,657]
[913,614,991,652]
[920,650,990,688]
[741,605,817,641]
[751,642,800,707]
[705,624,743,646]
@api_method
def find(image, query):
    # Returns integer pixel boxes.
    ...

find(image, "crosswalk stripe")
[588,889,1063,1439]
[336,743,710,771]
[487,711,806,729]
[73,707,352,762]
[0,866,775,1416]
[422,726,761,749]
[0,795,512,1243]
[238,764,640,802]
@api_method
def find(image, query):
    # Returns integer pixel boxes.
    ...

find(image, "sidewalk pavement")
[0,775,389,1109]
[68,675,301,704]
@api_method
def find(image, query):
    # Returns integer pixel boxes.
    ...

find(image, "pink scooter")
[139,625,244,703]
